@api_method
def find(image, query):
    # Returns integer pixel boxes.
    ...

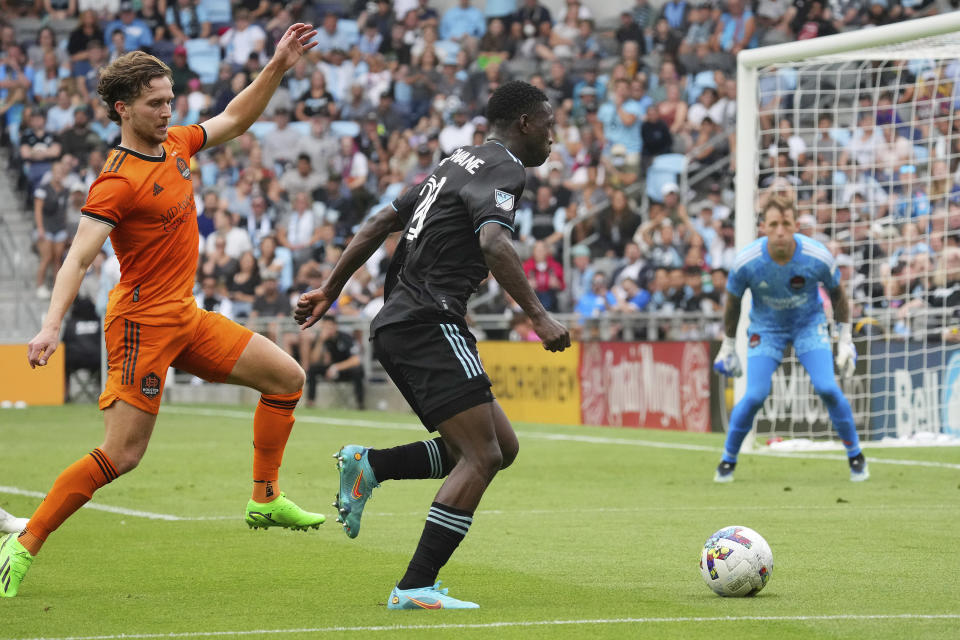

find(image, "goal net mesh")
[748,35,960,448]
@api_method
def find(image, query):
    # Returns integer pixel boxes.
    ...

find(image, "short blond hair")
[760,195,797,222]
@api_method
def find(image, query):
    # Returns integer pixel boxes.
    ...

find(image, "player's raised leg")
[716,354,779,482]
[224,331,325,529]
[2,401,155,597]
[797,348,868,481]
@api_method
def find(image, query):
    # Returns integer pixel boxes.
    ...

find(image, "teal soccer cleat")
[388,581,479,610]
[333,445,379,538]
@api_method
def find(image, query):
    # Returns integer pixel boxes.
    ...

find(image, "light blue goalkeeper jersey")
[726,234,839,332]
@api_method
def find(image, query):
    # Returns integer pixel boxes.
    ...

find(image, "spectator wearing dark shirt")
[642,103,674,167]
[67,10,105,65]
[515,0,553,29]
[169,45,199,97]
[59,106,103,160]
[306,316,365,409]
[20,110,63,192]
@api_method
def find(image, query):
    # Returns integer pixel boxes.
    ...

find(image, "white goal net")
[734,14,960,449]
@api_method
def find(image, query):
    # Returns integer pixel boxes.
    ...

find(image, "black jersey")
[371,141,526,334]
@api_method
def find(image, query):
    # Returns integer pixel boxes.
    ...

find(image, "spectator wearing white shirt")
[312,12,358,54]
[438,107,475,155]
[205,209,253,260]
[196,274,234,320]
[766,118,806,164]
[220,9,266,68]
[333,136,369,193]
[279,191,323,269]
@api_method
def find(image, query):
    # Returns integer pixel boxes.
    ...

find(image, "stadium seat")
[433,40,460,64]
[247,121,277,140]
[184,38,221,86]
[687,70,718,104]
[288,121,311,137]
[913,144,930,166]
[829,127,852,147]
[330,120,360,138]
[338,19,359,46]
[645,168,679,204]
[200,0,232,27]
[650,153,687,175]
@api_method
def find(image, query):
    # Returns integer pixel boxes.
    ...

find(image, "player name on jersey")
[439,148,486,175]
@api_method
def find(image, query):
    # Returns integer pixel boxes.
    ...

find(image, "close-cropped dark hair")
[486,81,549,129]
[98,51,173,124]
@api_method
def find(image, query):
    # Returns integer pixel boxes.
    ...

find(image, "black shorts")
[373,320,493,431]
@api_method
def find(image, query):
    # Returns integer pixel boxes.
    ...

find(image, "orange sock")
[20,448,118,555]
[252,391,300,503]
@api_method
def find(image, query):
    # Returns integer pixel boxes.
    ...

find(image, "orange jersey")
[81,124,207,327]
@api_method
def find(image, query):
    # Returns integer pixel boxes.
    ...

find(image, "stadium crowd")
[3,0,960,377]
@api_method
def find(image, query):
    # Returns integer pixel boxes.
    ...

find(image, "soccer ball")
[699,526,773,597]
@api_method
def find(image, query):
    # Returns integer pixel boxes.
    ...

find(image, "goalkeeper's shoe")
[714,460,736,483]
[388,581,479,610]
[0,533,34,598]
[0,508,28,535]
[333,445,379,539]
[849,453,870,482]
[245,492,325,530]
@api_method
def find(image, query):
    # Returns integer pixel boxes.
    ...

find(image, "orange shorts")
[99,307,254,415]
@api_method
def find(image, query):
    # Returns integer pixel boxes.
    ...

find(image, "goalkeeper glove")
[835,322,856,378]
[713,336,742,378]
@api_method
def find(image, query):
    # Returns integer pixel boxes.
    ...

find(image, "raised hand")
[272,23,318,72]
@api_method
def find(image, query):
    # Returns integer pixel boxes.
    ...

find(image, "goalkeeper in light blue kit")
[713,196,868,482]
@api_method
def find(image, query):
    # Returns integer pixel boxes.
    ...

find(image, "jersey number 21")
[406,175,447,242]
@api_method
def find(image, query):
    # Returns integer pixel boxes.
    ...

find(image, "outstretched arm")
[294,205,404,329]
[479,222,570,352]
[201,23,317,149]
[27,217,112,368]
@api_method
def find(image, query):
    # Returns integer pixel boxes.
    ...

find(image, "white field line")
[10,614,960,640]
[4,408,957,523]
[1,483,956,524]
[0,486,233,521]
[164,407,960,470]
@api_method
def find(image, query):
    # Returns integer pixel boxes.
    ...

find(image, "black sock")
[397,502,473,590]
[367,438,452,481]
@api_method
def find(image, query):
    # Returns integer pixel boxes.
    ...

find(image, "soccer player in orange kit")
[1,24,322,598]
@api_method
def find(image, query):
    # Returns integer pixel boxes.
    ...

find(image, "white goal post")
[734,13,960,449]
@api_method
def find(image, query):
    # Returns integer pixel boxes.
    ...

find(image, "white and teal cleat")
[387,581,479,610]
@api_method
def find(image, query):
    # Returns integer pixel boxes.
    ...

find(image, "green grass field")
[2,403,960,639]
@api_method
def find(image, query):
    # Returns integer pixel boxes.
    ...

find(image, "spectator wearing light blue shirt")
[106,1,154,55]
[575,271,618,322]
[597,78,645,166]
[440,0,486,43]
[165,0,211,41]
[313,12,358,55]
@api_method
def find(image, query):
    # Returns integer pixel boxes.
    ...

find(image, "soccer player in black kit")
[295,81,570,609]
